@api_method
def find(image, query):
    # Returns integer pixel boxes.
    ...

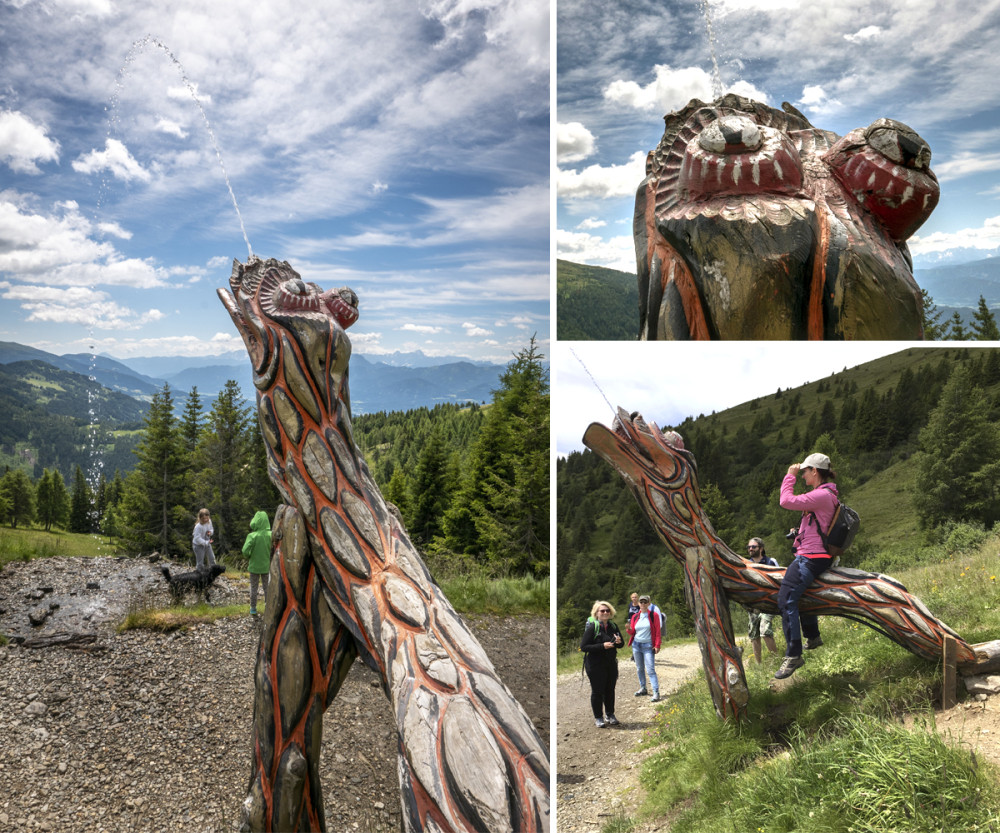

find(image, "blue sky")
[556,0,1000,274]
[0,0,549,364]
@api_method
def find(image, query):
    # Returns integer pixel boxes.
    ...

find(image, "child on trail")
[242,510,272,615]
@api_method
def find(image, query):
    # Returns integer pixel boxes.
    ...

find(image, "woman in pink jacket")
[774,453,838,680]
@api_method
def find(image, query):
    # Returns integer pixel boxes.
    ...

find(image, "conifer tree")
[193,380,252,555]
[119,385,187,555]
[971,296,1000,341]
[444,338,549,575]
[920,288,946,340]
[406,425,452,544]
[943,310,969,341]
[69,465,94,532]
[914,363,1000,529]
[35,469,70,531]
[0,468,36,529]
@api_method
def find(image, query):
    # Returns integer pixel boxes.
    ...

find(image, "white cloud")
[0,110,60,174]
[167,83,211,105]
[72,139,152,183]
[556,229,635,273]
[558,151,647,201]
[909,215,1000,255]
[372,180,388,194]
[603,65,769,114]
[155,118,187,138]
[400,323,442,334]
[463,321,493,337]
[932,152,1000,183]
[97,221,132,239]
[2,283,164,330]
[557,121,596,164]
[577,217,606,230]
[844,25,883,44]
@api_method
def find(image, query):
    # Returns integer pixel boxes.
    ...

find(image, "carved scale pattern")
[583,409,977,668]
[219,258,549,833]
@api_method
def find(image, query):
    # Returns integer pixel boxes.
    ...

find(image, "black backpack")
[810,497,860,558]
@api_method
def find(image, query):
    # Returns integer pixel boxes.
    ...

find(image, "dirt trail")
[556,642,703,832]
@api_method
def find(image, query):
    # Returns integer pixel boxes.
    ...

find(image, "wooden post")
[942,634,957,710]
[684,546,749,721]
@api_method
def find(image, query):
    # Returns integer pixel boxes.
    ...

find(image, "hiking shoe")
[774,656,805,680]
[650,691,661,703]
[606,715,619,726]
[634,688,648,697]
[249,609,258,616]
[595,718,607,728]
[806,637,824,650]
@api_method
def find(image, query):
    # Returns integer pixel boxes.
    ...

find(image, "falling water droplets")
[699,0,724,100]
[102,35,253,258]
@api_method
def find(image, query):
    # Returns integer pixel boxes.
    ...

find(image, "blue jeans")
[777,555,832,657]
[632,641,659,693]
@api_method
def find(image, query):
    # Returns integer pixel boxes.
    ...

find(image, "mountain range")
[0,341,508,414]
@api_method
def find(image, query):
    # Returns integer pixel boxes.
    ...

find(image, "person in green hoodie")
[242,510,272,615]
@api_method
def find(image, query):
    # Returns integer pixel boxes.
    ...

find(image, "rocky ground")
[555,643,703,833]
[0,557,549,833]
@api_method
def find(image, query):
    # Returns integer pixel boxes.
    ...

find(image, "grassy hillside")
[615,530,1000,833]
[556,259,638,340]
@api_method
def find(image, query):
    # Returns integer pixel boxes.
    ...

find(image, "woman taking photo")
[774,453,838,680]
[580,600,623,728]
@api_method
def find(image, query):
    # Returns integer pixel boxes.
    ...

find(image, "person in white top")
[192,508,217,570]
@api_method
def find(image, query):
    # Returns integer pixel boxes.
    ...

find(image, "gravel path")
[555,643,703,833]
[0,557,548,832]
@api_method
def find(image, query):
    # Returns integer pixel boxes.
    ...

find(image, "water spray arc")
[105,35,253,258]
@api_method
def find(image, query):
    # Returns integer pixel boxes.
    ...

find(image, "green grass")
[632,530,1000,832]
[118,600,256,632]
[0,526,117,566]
[437,572,548,616]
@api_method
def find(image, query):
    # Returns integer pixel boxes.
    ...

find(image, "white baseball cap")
[799,452,831,470]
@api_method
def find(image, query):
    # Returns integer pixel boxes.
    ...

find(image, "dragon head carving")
[217,256,359,408]
[636,94,939,340]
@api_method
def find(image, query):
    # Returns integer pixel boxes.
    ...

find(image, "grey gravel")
[0,557,548,832]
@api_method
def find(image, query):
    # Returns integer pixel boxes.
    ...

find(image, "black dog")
[160,564,226,604]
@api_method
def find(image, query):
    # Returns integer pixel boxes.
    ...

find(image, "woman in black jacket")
[581,600,624,728]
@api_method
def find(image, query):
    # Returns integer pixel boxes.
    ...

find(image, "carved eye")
[865,119,931,170]
[287,279,307,295]
[823,118,939,241]
[678,114,803,200]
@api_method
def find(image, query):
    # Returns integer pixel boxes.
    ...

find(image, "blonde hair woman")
[580,600,623,728]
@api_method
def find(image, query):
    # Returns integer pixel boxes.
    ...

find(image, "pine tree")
[444,338,549,575]
[943,311,969,341]
[920,288,946,340]
[193,380,252,554]
[971,296,1000,341]
[119,385,188,555]
[1,468,36,529]
[35,469,70,531]
[406,425,452,544]
[69,464,94,532]
[914,363,1000,529]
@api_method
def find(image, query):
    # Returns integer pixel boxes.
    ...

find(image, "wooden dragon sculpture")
[584,408,997,719]
[635,94,939,340]
[219,257,549,832]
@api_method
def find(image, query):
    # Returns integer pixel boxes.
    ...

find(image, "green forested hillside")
[0,360,148,481]
[557,347,1000,647]
[556,259,638,340]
